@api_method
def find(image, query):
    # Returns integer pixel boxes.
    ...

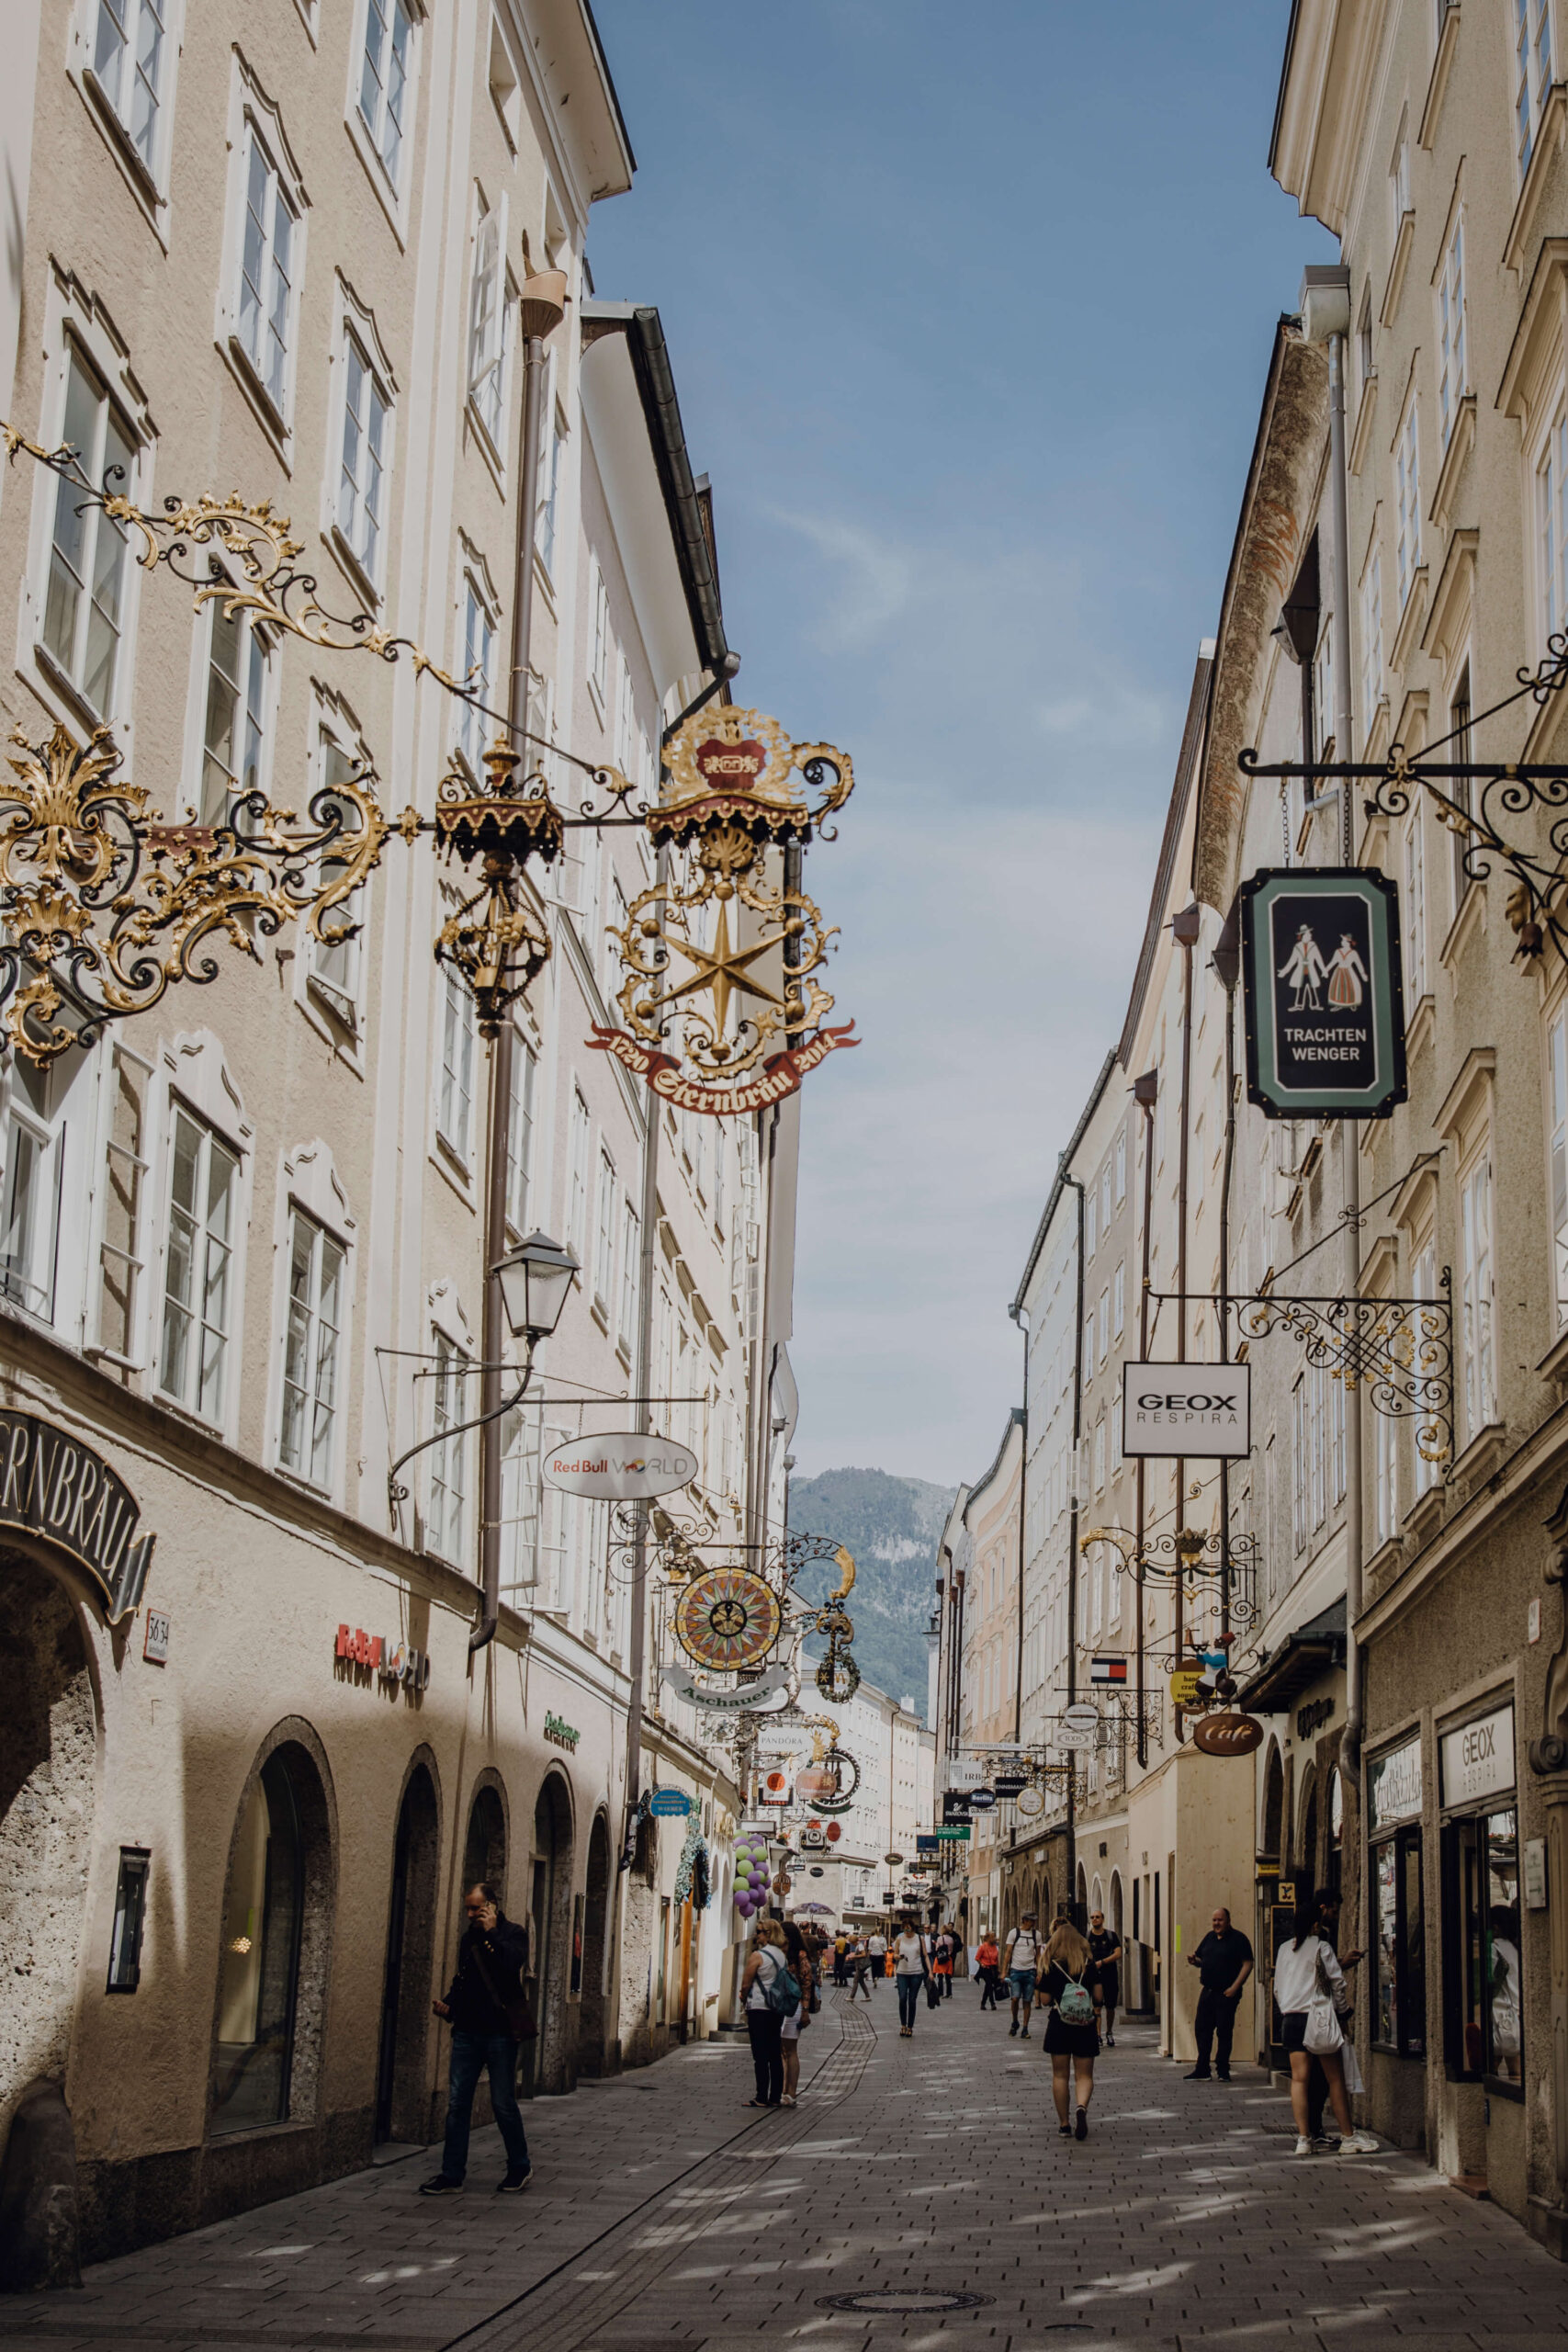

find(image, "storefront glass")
[1447,1807,1522,2088]
[212,1755,303,2133]
[1369,1733,1424,2057]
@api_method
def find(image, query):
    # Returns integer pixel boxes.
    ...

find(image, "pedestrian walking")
[1039,1916,1100,2141]
[975,1931,1000,2010]
[867,1927,887,1984]
[780,1919,815,2107]
[850,1936,875,2000]
[1087,1910,1122,2047]
[832,1932,849,1987]
[892,1918,930,2035]
[1001,1911,1041,2039]
[419,1883,533,2197]
[740,1918,795,2108]
[933,1928,955,1998]
[1273,1898,1377,2156]
[1297,1888,1366,2148]
[1184,1906,1254,2082]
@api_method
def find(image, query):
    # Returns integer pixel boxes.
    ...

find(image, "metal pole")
[1065,1167,1086,1924]
[1134,1080,1156,1770]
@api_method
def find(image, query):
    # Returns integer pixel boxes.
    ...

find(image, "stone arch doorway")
[1299,1768,1319,1896]
[1076,1863,1089,1926]
[462,1778,507,1903]
[526,1772,575,2095]
[375,1759,440,2145]
[0,1547,96,2147]
[579,1812,612,2075]
[209,1734,334,2138]
[1111,1871,1123,1935]
[1261,1741,1285,1866]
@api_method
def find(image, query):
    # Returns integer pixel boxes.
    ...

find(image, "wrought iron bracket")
[1236,1275,1453,1470]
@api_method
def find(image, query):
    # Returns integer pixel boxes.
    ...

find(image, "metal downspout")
[1010,1306,1029,1744]
[1065,1166,1087,1925]
[1171,905,1201,1725]
[1133,1074,1157,1770]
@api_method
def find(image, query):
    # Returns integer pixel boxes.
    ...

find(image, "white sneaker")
[1293,2135,1314,2156]
[1338,2132,1379,2155]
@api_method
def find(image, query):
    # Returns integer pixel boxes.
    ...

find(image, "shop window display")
[1371,1827,1425,2056]
[1445,1807,1523,2089]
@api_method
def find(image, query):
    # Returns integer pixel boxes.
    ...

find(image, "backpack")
[766,1958,802,2016]
[1056,1970,1095,2027]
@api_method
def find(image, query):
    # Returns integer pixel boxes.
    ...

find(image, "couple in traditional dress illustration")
[1278,923,1367,1012]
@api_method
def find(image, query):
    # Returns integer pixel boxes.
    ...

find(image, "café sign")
[0,1408,153,1622]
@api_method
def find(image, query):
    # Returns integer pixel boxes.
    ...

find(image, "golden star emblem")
[661,898,787,1040]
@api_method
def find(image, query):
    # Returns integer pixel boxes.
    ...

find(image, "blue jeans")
[896,1973,921,2029]
[441,2030,529,2182]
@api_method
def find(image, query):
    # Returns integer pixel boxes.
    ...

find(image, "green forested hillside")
[790,1466,957,1724]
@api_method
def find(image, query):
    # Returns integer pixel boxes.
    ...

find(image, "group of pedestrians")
[740,1915,827,2107]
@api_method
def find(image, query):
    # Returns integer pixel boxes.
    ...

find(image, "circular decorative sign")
[674,1566,782,1669]
[1014,1786,1045,1820]
[825,1820,842,1842]
[1192,1712,1264,1757]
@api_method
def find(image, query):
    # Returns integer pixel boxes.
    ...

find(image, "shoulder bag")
[1302,1947,1344,2056]
[470,1939,537,2042]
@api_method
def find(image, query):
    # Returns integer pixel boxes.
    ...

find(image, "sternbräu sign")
[1236,866,1406,1120]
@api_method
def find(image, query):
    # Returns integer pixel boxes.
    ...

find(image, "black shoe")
[496,2165,533,2193]
[418,2175,463,2196]
[1058,2121,1072,2136]
[1216,2069,1231,2082]
[1183,2067,1211,2080]
[1075,2107,1089,2141]
[1009,2019,1019,2036]
[1105,2031,1115,2047]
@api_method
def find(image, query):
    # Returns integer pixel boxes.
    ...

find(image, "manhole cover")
[818,2290,995,2314]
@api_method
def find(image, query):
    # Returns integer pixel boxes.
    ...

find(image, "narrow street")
[3,1990,1562,2352]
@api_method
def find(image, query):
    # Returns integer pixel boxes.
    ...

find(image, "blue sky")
[587,1,1334,1487]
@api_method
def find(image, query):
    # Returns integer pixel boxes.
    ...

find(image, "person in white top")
[1273,1913,1376,2156]
[1002,1913,1041,2039]
[892,1923,930,2036]
[739,1920,789,2109]
[866,1929,887,1989]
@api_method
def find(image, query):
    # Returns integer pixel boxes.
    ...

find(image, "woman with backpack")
[1039,1917,1101,2141]
[779,1919,815,2106]
[1274,1898,1378,2156]
[739,1918,796,2108]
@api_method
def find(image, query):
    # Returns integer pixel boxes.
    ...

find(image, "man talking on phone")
[419,1883,533,2197]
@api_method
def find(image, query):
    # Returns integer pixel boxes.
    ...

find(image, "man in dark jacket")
[419,1884,532,2195]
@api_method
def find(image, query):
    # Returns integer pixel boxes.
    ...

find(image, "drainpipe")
[471,270,565,1657]
[1132,1073,1157,1768]
[1212,914,1241,1650]
[1064,1164,1087,1924]
[1009,1306,1030,1744]
[1171,904,1201,1723]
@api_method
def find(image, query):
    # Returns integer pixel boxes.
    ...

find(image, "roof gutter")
[1010,1049,1117,1316]
[1268,0,1303,178]
[624,307,731,674]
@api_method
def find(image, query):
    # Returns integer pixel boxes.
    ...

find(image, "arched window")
[212,1753,305,2133]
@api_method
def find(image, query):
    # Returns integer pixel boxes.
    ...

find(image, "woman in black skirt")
[1039,1917,1100,2141]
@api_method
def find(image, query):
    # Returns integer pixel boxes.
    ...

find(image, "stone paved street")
[1,1989,1564,2352]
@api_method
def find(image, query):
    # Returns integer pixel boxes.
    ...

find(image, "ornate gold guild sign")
[673,1565,783,1670]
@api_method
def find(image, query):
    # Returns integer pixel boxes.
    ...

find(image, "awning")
[1235,1599,1346,1714]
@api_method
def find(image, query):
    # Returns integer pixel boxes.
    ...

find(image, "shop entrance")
[579,1812,612,2075]
[0,1548,96,2132]
[374,1763,439,2144]
[525,1774,573,2095]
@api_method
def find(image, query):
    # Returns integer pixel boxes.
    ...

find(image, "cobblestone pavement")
[4,1990,1567,2351]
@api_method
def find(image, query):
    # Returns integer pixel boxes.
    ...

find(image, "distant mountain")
[789,1466,957,1724]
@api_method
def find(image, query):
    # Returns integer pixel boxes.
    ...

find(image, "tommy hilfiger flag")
[1090,1656,1128,1685]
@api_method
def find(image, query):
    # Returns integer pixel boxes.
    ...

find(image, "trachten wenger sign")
[1237,865,1407,1120]
[0,1409,154,1622]
[543,1433,698,1499]
[1122,1363,1251,1458]
[1440,1702,1515,1808]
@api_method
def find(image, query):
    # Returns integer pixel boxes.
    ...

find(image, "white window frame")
[277,1204,347,1494]
[1360,543,1383,732]
[33,339,144,732]
[537,367,565,582]
[326,278,397,602]
[288,691,373,1053]
[79,0,178,204]
[1403,809,1427,1005]
[426,1325,470,1566]
[503,1032,536,1241]
[1516,0,1555,181]
[619,1199,638,1352]
[0,1065,63,1327]
[188,589,276,828]
[588,558,610,710]
[156,1098,243,1431]
[455,548,501,778]
[1459,1143,1498,1444]
[1390,110,1411,235]
[1536,390,1568,656]
[467,189,511,458]
[435,960,477,1170]
[1395,397,1422,611]
[351,0,420,216]
[593,1149,616,1314]
[1549,998,1568,1326]
[1437,210,1468,451]
[569,1088,592,1261]
[1112,1261,1125,1339]
[90,1038,154,1367]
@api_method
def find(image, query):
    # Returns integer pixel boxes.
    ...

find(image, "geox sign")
[0,1409,154,1621]
[1121,1364,1250,1459]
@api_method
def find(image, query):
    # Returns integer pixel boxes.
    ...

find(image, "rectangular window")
[2,1073,61,1324]
[1460,1150,1497,1440]
[593,1150,615,1310]
[1358,282,1375,399]
[338,333,389,584]
[1446,1808,1522,2087]
[200,603,269,825]
[42,352,135,717]
[1314,616,1335,759]
[309,739,365,1025]
[504,1037,536,1238]
[359,0,412,188]
[1391,115,1411,231]
[1538,403,1568,647]
[1086,1192,1097,1257]
[457,578,494,776]
[1093,1420,1105,1493]
[106,1847,152,1993]
[1360,548,1383,729]
[1100,1166,1112,1235]
[589,561,610,704]
[1114,1131,1126,1203]
[279,1207,344,1488]
[436,967,476,1164]
[1403,812,1427,1003]
[619,1200,638,1350]
[569,1089,591,1260]
[427,1330,468,1562]
[238,132,297,416]
[1374,1345,1400,1544]
[1438,215,1467,449]
[1371,1827,1425,2056]
[1395,401,1422,609]
[1112,1261,1125,1339]
[1517,0,1554,177]
[92,0,166,173]
[537,406,562,581]
[1329,1361,1346,1504]
[1551,1005,1568,1323]
[468,204,505,448]
[96,1042,151,1359]
[159,1106,239,1423]
[1309,1362,1326,1531]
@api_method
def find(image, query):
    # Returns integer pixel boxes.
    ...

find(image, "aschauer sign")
[1122,1363,1250,1458]
[1237,866,1406,1120]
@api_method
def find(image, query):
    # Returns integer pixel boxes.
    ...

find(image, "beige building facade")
[0,0,795,2270]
